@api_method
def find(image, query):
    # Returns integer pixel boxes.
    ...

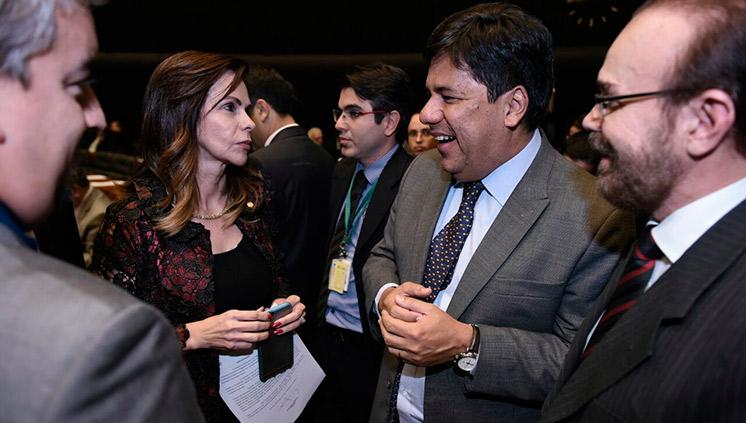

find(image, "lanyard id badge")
[328,256,352,294]
[327,172,378,294]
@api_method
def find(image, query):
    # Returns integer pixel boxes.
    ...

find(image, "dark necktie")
[387,181,485,423]
[317,170,369,322]
[582,224,663,359]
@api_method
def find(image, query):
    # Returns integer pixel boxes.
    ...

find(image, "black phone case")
[258,331,293,382]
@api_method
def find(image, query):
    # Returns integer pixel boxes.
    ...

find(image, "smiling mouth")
[435,135,456,144]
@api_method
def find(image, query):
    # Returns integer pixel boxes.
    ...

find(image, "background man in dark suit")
[245,65,335,338]
[0,0,202,421]
[539,1,746,422]
[363,4,634,422]
[302,63,414,423]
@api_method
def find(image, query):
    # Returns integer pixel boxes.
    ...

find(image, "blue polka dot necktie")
[387,180,485,423]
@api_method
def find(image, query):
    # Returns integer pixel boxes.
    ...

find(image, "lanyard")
[343,172,378,247]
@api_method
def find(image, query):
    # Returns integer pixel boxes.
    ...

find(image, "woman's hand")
[184,308,272,351]
[270,295,306,335]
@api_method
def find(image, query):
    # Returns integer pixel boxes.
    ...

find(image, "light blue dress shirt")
[326,144,401,332]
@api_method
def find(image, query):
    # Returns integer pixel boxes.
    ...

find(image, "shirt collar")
[0,202,38,250]
[478,128,542,206]
[356,143,400,184]
[264,123,299,147]
[652,176,746,264]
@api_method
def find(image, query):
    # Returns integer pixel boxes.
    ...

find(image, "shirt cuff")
[373,283,399,317]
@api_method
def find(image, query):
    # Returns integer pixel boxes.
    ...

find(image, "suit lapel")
[268,125,306,148]
[542,199,746,422]
[329,159,356,230]
[446,137,553,318]
[357,147,409,252]
[411,164,452,285]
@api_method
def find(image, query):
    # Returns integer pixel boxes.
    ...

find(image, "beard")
[589,128,682,215]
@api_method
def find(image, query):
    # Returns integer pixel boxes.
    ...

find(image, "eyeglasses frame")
[593,90,675,117]
[332,108,388,123]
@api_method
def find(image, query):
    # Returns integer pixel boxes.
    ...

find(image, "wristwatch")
[454,324,480,372]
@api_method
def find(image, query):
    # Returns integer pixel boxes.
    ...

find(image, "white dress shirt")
[584,176,746,349]
[263,123,299,147]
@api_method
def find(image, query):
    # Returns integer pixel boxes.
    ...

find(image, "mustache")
[588,131,616,158]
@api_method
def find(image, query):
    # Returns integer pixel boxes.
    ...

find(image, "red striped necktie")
[582,224,663,359]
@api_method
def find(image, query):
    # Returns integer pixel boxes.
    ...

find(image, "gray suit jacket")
[0,224,203,423]
[363,136,635,423]
[540,199,746,423]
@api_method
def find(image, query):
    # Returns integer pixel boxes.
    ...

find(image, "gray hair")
[0,0,85,86]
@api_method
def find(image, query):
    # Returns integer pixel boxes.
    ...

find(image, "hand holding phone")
[258,302,294,382]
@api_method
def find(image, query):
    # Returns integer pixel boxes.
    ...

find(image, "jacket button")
[386,378,391,389]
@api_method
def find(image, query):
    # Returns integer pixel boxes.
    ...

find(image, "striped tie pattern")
[582,225,663,359]
[387,181,485,423]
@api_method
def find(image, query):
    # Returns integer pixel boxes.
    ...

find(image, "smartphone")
[258,302,294,382]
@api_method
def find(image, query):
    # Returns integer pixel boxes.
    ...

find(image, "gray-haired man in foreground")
[0,1,203,421]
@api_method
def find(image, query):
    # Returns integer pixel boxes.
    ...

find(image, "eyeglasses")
[594,90,672,117]
[332,108,388,123]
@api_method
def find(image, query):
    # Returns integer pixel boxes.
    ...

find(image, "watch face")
[457,355,477,372]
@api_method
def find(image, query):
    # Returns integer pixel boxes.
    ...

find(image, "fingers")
[381,283,432,315]
[221,310,272,335]
[271,295,301,308]
[387,300,423,323]
[387,345,408,363]
[222,329,270,350]
[394,294,432,315]
[379,310,411,349]
[226,329,270,346]
[226,309,272,324]
[399,282,432,299]
[273,302,307,335]
[285,295,301,306]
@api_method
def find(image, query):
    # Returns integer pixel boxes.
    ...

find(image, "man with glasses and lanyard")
[540,0,746,421]
[301,63,414,423]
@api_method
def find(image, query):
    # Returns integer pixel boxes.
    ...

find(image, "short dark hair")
[424,2,554,131]
[637,0,745,145]
[243,65,303,118]
[340,63,414,143]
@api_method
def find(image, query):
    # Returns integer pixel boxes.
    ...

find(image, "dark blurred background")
[88,0,646,152]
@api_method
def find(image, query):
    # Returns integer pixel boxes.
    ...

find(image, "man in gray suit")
[540,0,746,421]
[363,3,635,422]
[0,1,202,421]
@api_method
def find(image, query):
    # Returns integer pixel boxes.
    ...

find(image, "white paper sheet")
[219,334,324,423]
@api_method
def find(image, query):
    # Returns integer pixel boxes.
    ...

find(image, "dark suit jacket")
[318,145,413,343]
[540,199,746,423]
[364,136,635,423]
[34,190,85,269]
[250,125,335,328]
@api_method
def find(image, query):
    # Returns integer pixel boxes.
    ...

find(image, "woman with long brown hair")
[91,50,305,422]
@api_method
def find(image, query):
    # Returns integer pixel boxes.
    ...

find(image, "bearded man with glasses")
[541,0,746,421]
